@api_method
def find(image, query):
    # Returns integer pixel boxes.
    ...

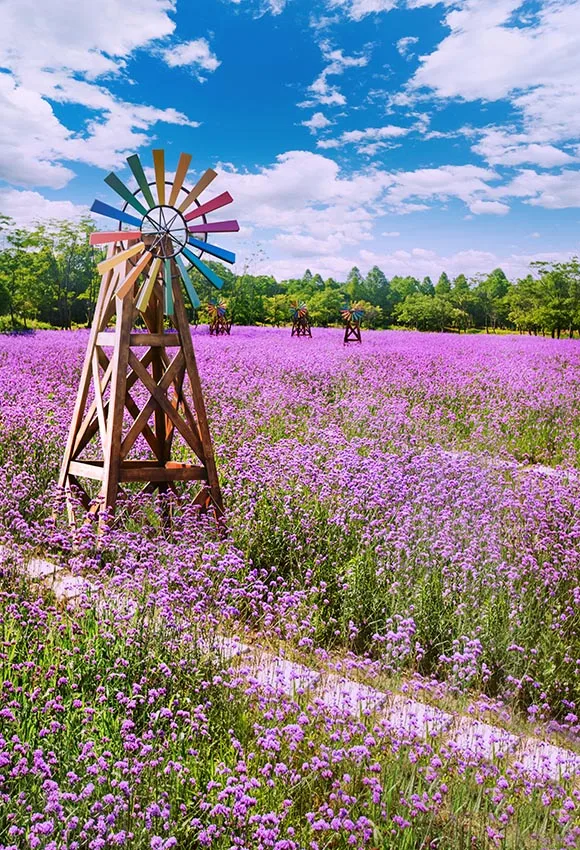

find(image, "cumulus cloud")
[162,38,221,79]
[317,124,410,152]
[301,112,333,133]
[396,35,419,57]
[0,188,89,225]
[0,0,198,188]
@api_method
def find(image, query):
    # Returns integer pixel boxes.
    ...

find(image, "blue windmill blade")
[175,254,201,309]
[182,248,224,290]
[187,236,235,264]
[91,199,143,229]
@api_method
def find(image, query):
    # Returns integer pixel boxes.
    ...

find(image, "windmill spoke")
[188,220,240,234]
[175,255,201,308]
[90,231,142,245]
[104,172,149,216]
[188,236,235,264]
[184,191,234,222]
[91,200,143,229]
[169,152,193,206]
[136,257,162,313]
[116,251,153,298]
[178,169,217,213]
[97,241,146,274]
[183,249,224,290]
[153,149,166,205]
[126,153,156,209]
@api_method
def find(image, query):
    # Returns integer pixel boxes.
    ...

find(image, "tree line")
[1,215,579,338]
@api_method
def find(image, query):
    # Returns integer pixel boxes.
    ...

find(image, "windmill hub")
[140,204,190,259]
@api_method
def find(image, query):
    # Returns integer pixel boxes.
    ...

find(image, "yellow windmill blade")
[168,152,193,206]
[116,251,153,299]
[178,169,217,213]
[153,149,166,205]
[135,257,162,313]
[97,241,145,275]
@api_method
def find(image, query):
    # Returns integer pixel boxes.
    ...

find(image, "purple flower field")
[2,326,580,848]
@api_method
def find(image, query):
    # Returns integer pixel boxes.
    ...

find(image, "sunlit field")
[2,326,580,849]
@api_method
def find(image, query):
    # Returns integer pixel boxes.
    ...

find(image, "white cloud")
[468,199,509,215]
[396,36,419,57]
[472,129,576,168]
[494,168,580,209]
[299,40,369,108]
[0,189,88,226]
[318,124,410,151]
[410,0,580,147]
[162,38,221,78]
[301,112,333,133]
[328,0,397,22]
[0,0,200,187]
[384,164,501,213]
[382,231,400,236]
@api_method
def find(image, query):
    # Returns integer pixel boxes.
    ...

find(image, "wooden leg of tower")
[99,294,133,525]
[58,258,118,520]
[171,273,224,520]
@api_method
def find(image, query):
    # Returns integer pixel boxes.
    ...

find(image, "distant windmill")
[341,304,364,344]
[208,298,231,335]
[290,301,312,337]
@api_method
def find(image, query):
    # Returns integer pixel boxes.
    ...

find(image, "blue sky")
[1,0,580,281]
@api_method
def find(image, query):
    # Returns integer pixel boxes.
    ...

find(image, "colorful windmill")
[341,304,364,344]
[208,298,231,335]
[59,149,239,528]
[290,301,312,337]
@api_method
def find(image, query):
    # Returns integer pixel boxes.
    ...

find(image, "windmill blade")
[183,248,224,290]
[164,259,174,315]
[188,236,235,264]
[116,251,153,299]
[104,172,149,216]
[135,257,162,313]
[178,169,217,213]
[175,254,201,309]
[126,153,156,209]
[153,149,166,205]
[91,199,143,229]
[184,191,234,222]
[89,231,142,245]
[168,152,193,206]
[188,220,240,234]
[97,241,145,274]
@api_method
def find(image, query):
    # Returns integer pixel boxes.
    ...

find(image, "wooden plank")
[120,350,184,459]
[100,294,134,515]
[119,464,206,483]
[69,461,104,481]
[127,350,203,456]
[91,350,108,453]
[171,277,224,518]
[97,331,179,347]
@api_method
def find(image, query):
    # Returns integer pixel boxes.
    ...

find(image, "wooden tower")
[59,149,239,527]
[341,305,364,344]
[290,301,312,337]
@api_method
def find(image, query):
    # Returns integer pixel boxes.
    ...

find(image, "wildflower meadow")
[2,326,580,849]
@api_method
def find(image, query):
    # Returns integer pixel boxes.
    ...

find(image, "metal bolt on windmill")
[290,301,312,337]
[341,305,364,344]
[208,299,231,335]
[58,149,239,528]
